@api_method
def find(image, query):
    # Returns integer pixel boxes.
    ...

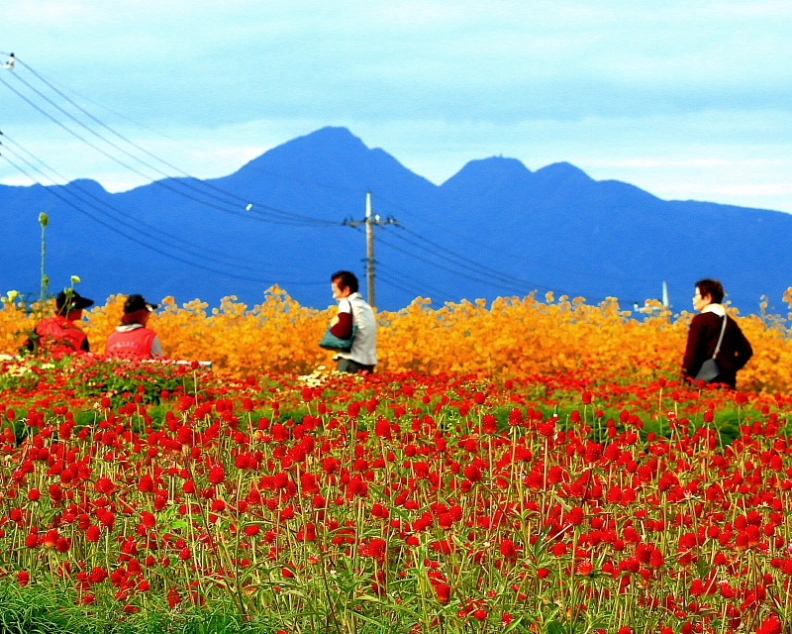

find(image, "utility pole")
[343,191,398,309]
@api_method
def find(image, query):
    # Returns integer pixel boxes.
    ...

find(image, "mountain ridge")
[1,126,789,314]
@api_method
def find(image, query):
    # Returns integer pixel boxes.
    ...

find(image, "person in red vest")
[23,290,94,357]
[106,294,164,360]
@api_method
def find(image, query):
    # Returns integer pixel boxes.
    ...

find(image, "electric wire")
[391,226,557,293]
[224,160,665,293]
[377,230,637,304]
[0,153,324,287]
[376,261,448,301]
[1,68,338,227]
[14,57,339,225]
[12,57,342,227]
[374,272,429,302]
[379,229,565,296]
[374,195,661,285]
[1,133,274,273]
[10,64,180,141]
[376,231,549,296]
[3,56,661,304]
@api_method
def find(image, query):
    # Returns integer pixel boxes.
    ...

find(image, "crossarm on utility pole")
[342,191,398,309]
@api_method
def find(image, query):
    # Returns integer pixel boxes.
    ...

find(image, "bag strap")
[711,314,727,359]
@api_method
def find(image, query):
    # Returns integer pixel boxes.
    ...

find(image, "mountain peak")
[534,162,593,184]
[294,126,368,150]
[441,156,531,189]
[239,126,369,173]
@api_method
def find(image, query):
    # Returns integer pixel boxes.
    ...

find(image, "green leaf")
[546,621,566,634]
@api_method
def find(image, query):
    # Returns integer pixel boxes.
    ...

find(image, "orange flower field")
[2,287,792,392]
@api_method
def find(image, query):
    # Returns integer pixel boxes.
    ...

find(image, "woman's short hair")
[695,279,725,304]
[331,270,359,293]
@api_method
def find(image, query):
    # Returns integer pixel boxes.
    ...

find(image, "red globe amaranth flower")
[757,614,783,634]
[17,570,30,586]
[95,476,116,494]
[434,582,451,605]
[209,465,226,484]
[576,561,594,576]
[86,525,101,542]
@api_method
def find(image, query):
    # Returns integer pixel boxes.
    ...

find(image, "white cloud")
[2,0,791,210]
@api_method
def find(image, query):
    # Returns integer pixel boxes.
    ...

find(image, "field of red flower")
[0,355,790,633]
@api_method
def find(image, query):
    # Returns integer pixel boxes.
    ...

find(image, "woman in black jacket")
[682,279,753,389]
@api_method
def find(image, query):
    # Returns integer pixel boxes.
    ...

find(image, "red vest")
[106,327,158,360]
[35,316,88,357]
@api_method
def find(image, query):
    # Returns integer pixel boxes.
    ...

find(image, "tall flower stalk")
[39,212,50,303]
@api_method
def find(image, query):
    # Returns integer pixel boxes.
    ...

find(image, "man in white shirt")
[328,271,377,373]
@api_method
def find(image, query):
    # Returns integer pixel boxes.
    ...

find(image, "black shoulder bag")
[694,315,727,383]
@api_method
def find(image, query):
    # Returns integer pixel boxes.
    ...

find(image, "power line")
[1,132,271,273]
[376,261,447,301]
[14,56,343,226]
[0,153,324,287]
[1,64,338,227]
[392,227,557,293]
[2,56,660,305]
[376,271,432,303]
[374,195,660,285]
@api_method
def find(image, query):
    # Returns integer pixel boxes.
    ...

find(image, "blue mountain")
[1,126,789,313]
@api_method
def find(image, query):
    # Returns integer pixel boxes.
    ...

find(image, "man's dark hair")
[695,279,725,304]
[331,270,359,293]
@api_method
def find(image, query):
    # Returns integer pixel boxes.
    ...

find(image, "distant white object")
[3,53,15,70]
[245,204,253,211]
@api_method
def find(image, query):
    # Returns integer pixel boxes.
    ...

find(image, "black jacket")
[682,310,752,388]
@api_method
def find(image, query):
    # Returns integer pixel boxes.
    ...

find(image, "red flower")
[95,476,116,494]
[209,465,226,485]
[361,538,387,561]
[17,570,30,586]
[86,525,102,542]
[464,463,483,483]
[375,419,392,440]
[434,582,451,604]
[757,613,783,634]
[576,561,594,576]
[482,414,498,434]
[499,538,521,560]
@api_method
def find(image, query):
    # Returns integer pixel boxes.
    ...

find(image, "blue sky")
[2,0,791,210]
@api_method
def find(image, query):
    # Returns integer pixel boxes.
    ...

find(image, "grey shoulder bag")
[694,315,727,382]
